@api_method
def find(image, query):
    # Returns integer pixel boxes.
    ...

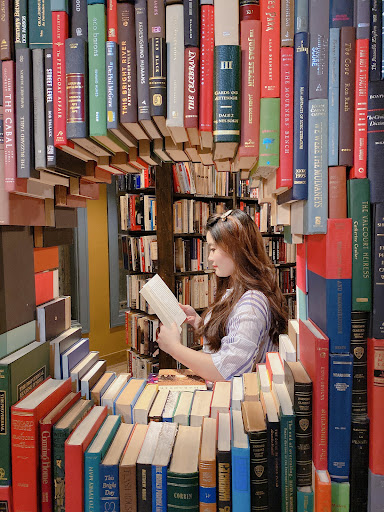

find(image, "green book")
[0,340,50,484]
[347,178,372,311]
[28,0,52,48]
[87,4,107,137]
[0,320,36,358]
[14,0,28,48]
[84,415,121,512]
[331,481,350,512]
[52,399,93,512]
[252,98,280,178]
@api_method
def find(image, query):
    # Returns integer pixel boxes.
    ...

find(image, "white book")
[101,373,131,414]
[279,334,297,363]
[70,351,99,392]
[190,390,213,427]
[133,384,158,424]
[173,391,194,426]
[210,381,231,419]
[139,274,186,331]
[266,352,285,384]
[231,376,244,411]
[257,364,271,393]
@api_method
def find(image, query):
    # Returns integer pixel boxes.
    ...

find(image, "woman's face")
[206,231,235,278]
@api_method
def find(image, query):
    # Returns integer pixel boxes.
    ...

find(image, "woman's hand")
[157,322,182,357]
[179,304,202,330]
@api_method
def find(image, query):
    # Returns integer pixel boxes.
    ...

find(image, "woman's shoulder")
[238,289,269,307]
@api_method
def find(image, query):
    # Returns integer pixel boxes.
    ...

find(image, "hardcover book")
[199,3,214,147]
[15,48,33,178]
[278,47,294,191]
[369,0,381,81]
[137,420,163,511]
[370,203,384,338]
[52,11,68,147]
[260,0,280,97]
[338,27,355,167]
[328,166,346,219]
[65,37,88,140]
[350,311,369,416]
[28,0,52,48]
[71,0,87,39]
[350,415,369,512]
[367,81,384,203]
[308,0,329,99]
[367,337,384,475]
[231,409,251,510]
[328,27,340,166]
[44,48,56,166]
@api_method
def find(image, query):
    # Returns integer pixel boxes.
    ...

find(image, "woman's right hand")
[179,304,202,330]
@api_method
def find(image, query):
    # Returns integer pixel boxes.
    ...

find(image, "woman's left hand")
[157,322,182,357]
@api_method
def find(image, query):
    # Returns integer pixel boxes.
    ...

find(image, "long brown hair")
[197,209,288,351]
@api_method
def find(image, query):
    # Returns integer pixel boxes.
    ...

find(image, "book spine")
[328,27,340,166]
[32,49,46,170]
[52,429,69,512]
[350,311,369,416]
[213,45,240,143]
[40,423,53,512]
[87,3,107,137]
[107,0,117,42]
[266,421,281,511]
[52,11,68,147]
[292,31,309,200]
[199,4,214,132]
[328,166,347,219]
[216,450,231,512]
[308,0,329,100]
[304,98,328,234]
[148,37,167,118]
[280,415,296,512]
[295,382,312,487]
[281,0,294,46]
[184,0,199,47]
[338,27,356,167]
[369,0,382,81]
[260,0,280,97]
[367,81,384,203]
[14,0,28,49]
[239,19,261,158]
[118,2,138,125]
[198,460,216,512]
[0,365,11,484]
[66,37,87,139]
[257,97,280,170]
[84,454,100,512]
[106,40,118,130]
[249,431,268,511]
[70,0,87,39]
[350,416,369,512]
[356,0,370,39]
[16,48,32,178]
[295,0,309,33]
[44,48,56,166]
[371,203,384,338]
[167,472,199,511]
[137,463,152,511]
[152,465,167,512]
[240,2,260,22]
[351,38,369,178]
[313,338,329,470]
[2,60,17,191]
[328,353,353,480]
[0,0,13,60]
[347,179,372,311]
[329,0,354,27]
[278,47,293,189]
[119,465,137,512]
[135,0,151,123]
[28,0,52,48]
[51,0,68,11]
[184,47,199,129]
[368,338,384,475]
[100,464,120,511]
[166,4,184,129]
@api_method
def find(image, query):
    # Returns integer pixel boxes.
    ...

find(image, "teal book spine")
[304,99,328,234]
[87,3,107,137]
[347,179,372,311]
[213,45,241,144]
[328,28,340,166]
[51,0,69,11]
[152,465,167,512]
[297,487,314,511]
[28,0,52,48]
[14,0,28,48]
[52,428,70,512]
[280,414,296,512]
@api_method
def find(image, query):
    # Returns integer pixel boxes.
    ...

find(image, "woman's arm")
[157,323,226,382]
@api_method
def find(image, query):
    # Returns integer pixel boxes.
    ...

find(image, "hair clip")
[221,210,233,221]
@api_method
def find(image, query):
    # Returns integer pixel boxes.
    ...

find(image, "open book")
[139,274,187,331]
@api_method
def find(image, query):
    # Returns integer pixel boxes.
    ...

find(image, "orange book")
[199,417,217,512]
[11,378,72,512]
[64,406,108,512]
[314,467,331,511]
[34,247,59,273]
[368,338,384,474]
[35,269,59,306]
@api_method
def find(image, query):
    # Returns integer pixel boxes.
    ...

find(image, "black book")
[356,0,370,39]
[217,412,231,512]
[350,416,369,512]
[329,0,354,27]
[285,360,313,487]
[370,203,384,338]
[369,0,382,81]
[16,48,34,178]
[367,81,384,203]
[44,48,56,167]
[350,311,368,416]
[70,0,87,39]
[65,37,88,139]
[183,0,199,47]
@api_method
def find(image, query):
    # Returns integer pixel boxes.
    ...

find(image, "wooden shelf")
[173,193,234,201]
[119,230,156,236]
[118,188,156,195]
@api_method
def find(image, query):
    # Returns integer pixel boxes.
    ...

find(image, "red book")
[65,406,108,512]
[107,0,118,42]
[2,60,18,192]
[35,269,59,306]
[306,219,352,279]
[296,238,307,293]
[11,378,72,512]
[240,2,260,21]
[199,5,214,138]
[351,39,369,179]
[52,11,69,147]
[184,47,200,146]
[237,19,261,169]
[79,179,100,200]
[260,0,280,97]
[128,194,142,231]
[39,391,80,512]
[367,337,384,474]
[278,47,294,191]
[0,486,13,511]
[299,318,329,470]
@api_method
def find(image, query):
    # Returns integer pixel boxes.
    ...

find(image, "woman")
[157,209,288,381]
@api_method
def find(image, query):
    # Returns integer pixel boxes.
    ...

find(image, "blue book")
[100,423,134,512]
[231,410,251,512]
[292,32,309,200]
[307,272,351,353]
[297,487,314,511]
[304,99,328,234]
[161,391,180,422]
[328,28,340,166]
[329,0,353,27]
[368,469,384,512]
[370,0,382,81]
[84,415,122,512]
[61,338,90,378]
[328,354,353,481]
[151,422,178,512]
[295,0,309,33]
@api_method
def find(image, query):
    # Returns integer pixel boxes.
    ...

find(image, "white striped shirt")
[203,289,275,380]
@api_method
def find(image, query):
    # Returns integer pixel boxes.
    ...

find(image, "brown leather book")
[339,27,356,167]
[328,166,347,219]
[281,0,294,47]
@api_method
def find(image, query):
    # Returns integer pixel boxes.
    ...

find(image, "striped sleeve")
[210,290,274,380]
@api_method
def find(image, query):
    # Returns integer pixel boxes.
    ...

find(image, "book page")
[139,274,187,330]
